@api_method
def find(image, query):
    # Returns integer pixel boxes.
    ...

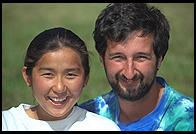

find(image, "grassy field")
[2,3,194,110]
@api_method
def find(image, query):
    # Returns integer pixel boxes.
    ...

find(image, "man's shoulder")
[159,87,194,131]
[79,90,117,113]
[167,87,194,110]
[159,77,194,110]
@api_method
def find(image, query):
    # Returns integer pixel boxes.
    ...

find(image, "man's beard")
[108,71,156,101]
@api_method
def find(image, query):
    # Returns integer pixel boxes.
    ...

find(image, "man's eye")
[113,56,121,59]
[135,56,148,62]
[138,56,147,59]
[111,56,124,61]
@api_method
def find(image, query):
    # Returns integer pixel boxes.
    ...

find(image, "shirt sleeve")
[2,111,9,131]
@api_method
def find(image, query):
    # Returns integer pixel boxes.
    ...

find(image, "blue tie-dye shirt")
[79,77,194,131]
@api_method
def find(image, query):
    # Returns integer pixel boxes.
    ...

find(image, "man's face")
[101,31,162,101]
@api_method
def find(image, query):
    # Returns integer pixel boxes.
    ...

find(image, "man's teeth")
[50,97,66,102]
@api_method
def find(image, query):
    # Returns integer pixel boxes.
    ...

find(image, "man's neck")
[118,81,164,123]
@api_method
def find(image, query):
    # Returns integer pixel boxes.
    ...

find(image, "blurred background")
[2,3,194,110]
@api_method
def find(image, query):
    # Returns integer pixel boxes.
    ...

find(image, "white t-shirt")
[2,104,120,131]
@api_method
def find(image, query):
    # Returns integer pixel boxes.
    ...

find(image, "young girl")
[2,27,120,131]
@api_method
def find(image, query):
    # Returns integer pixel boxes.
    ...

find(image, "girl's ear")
[83,74,89,88]
[21,66,32,87]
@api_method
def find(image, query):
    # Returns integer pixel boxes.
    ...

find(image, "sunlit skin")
[100,31,164,122]
[22,47,88,121]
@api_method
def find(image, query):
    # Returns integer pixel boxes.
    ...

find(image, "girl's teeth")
[50,97,66,102]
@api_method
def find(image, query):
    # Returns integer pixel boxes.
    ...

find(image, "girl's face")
[22,47,88,121]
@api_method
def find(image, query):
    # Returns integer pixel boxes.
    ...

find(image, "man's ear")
[99,55,104,67]
[157,56,163,70]
[21,66,32,87]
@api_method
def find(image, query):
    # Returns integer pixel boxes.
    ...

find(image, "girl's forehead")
[36,47,82,66]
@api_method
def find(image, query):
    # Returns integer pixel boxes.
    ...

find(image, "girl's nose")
[53,77,66,93]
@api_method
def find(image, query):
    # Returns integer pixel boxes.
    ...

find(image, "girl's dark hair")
[24,27,90,79]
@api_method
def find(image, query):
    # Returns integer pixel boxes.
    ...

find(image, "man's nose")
[122,59,135,80]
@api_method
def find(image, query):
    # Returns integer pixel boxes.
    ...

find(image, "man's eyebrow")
[136,52,152,57]
[109,52,123,57]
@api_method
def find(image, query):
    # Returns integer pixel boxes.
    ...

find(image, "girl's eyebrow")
[64,68,80,72]
[39,67,54,71]
[39,67,80,72]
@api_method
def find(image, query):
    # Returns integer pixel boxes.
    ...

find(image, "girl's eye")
[42,73,54,78]
[66,73,77,79]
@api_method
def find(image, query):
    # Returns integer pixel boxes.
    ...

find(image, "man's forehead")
[106,31,154,48]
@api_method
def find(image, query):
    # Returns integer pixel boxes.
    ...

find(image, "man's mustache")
[115,71,144,82]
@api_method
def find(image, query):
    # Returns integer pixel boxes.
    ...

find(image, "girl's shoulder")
[2,103,31,131]
[2,103,29,117]
[71,106,120,131]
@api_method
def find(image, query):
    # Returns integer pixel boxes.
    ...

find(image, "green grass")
[2,3,194,110]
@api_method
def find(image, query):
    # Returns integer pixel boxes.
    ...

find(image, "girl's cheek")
[33,77,51,92]
[69,79,84,91]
